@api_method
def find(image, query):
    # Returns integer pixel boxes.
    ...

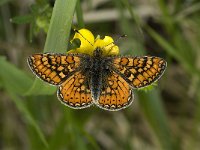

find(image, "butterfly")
[27,48,167,111]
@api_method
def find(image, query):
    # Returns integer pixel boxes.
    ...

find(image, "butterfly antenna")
[115,34,127,44]
[74,29,93,46]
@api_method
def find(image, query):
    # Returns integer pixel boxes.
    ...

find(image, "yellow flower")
[68,29,119,56]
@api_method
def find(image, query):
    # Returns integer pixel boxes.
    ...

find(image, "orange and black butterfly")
[27,48,167,111]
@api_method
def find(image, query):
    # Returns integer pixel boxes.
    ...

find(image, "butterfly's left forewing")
[27,53,84,85]
[110,56,167,88]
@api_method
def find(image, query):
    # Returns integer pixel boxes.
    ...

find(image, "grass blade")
[75,0,85,28]
[138,89,174,150]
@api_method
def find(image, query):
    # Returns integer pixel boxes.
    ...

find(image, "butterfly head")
[93,47,103,57]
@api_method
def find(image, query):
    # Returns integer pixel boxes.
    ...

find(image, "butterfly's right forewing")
[110,56,167,88]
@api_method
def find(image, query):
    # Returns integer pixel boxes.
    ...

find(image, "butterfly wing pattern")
[111,56,167,88]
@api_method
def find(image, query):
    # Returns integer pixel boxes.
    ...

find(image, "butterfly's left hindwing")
[57,71,93,109]
[110,56,167,88]
[27,53,83,85]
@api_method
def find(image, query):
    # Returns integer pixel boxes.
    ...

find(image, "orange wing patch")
[27,53,81,85]
[57,71,93,109]
[97,71,133,111]
[112,56,167,88]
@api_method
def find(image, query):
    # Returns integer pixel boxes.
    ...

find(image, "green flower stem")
[26,0,78,95]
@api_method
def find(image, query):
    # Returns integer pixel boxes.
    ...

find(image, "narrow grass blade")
[7,92,49,148]
[119,0,144,39]
[48,109,68,150]
[158,0,174,33]
[138,89,174,150]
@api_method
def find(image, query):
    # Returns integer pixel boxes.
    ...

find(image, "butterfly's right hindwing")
[96,70,133,111]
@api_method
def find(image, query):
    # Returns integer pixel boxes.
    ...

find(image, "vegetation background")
[1,0,200,149]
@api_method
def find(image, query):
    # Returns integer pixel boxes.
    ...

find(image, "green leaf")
[10,15,34,24]
[26,0,78,96]
[25,80,57,96]
[0,56,33,94]
[137,82,157,92]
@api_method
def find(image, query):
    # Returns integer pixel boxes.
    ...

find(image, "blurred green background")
[1,0,200,149]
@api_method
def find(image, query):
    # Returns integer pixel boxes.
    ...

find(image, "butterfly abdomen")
[90,56,104,101]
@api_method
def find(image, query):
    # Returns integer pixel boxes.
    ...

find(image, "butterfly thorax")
[90,47,108,101]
